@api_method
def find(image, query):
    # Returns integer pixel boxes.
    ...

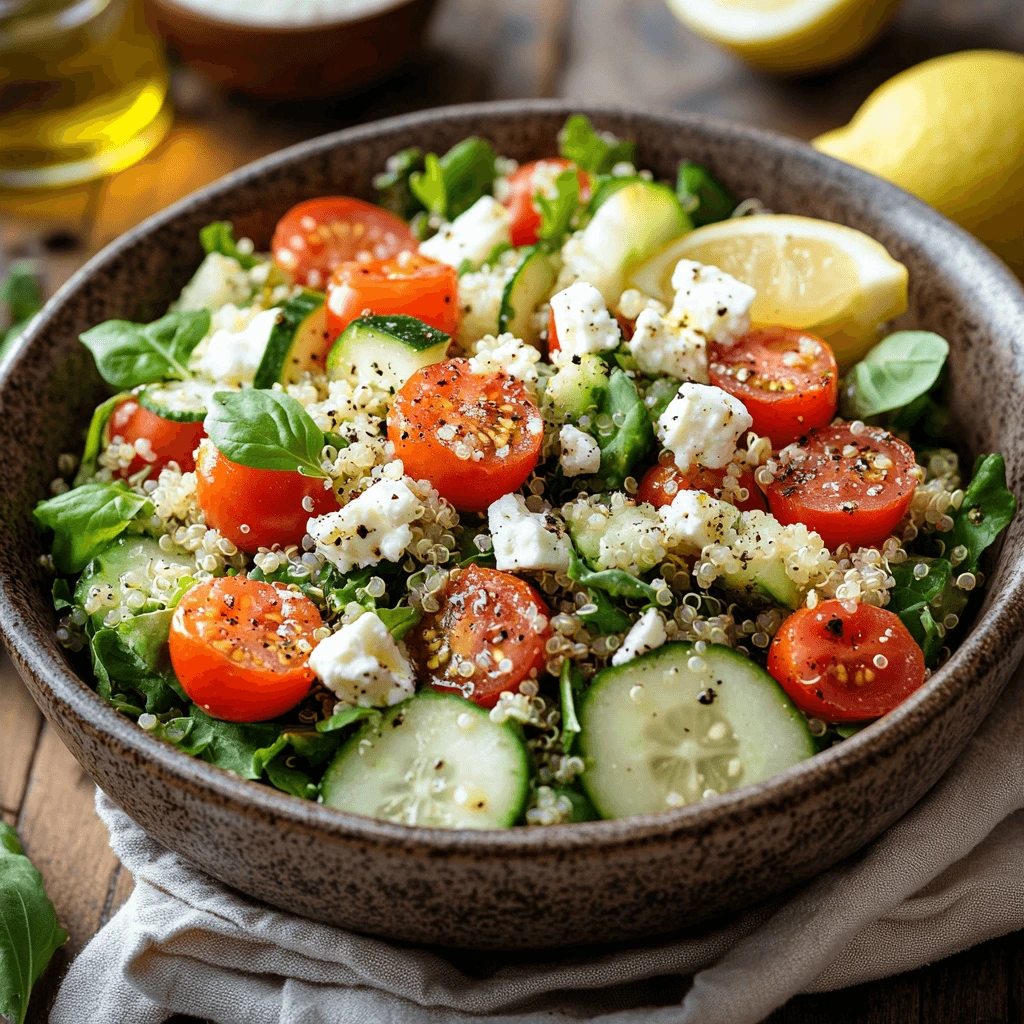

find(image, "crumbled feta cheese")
[611,609,667,666]
[308,477,420,573]
[548,281,620,365]
[469,333,541,385]
[668,260,756,346]
[617,288,666,321]
[419,196,511,271]
[659,490,741,555]
[455,260,517,349]
[658,382,753,471]
[175,252,254,313]
[559,424,602,477]
[629,309,709,382]
[309,611,415,708]
[487,493,571,572]
[194,306,280,386]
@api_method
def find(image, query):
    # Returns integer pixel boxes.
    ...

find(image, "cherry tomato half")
[767,600,926,723]
[387,358,544,512]
[709,328,839,447]
[325,252,459,338]
[195,440,339,554]
[766,424,918,551]
[170,576,322,722]
[409,564,552,708]
[272,197,416,289]
[107,397,205,478]
[503,159,591,248]
[637,462,767,513]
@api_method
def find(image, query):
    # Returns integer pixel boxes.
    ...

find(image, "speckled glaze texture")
[3,102,1024,950]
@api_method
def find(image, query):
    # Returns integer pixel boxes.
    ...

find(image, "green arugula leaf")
[0,824,68,1024]
[0,261,44,356]
[410,138,498,220]
[33,483,153,574]
[567,545,657,603]
[79,309,210,388]
[535,169,581,244]
[374,147,426,220]
[558,114,636,174]
[596,369,655,489]
[949,453,1017,573]
[846,331,949,418]
[559,659,586,754]
[316,705,382,734]
[74,392,130,484]
[375,604,421,641]
[675,162,738,226]
[204,389,328,478]
[199,221,260,270]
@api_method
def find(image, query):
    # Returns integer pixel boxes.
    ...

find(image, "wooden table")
[3,1,1024,1020]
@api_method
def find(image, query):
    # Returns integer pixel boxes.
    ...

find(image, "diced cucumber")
[252,290,329,388]
[720,558,802,610]
[326,314,451,392]
[320,690,530,829]
[138,379,220,423]
[541,353,608,423]
[579,642,814,819]
[498,246,556,346]
[569,180,690,303]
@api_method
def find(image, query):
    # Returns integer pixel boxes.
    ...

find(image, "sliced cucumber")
[541,353,608,423]
[498,247,556,346]
[579,642,814,819]
[326,314,451,392]
[138,379,220,423]
[252,290,328,388]
[720,558,802,610]
[320,690,530,829]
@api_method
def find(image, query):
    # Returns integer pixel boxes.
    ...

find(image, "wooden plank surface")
[2,0,1023,1021]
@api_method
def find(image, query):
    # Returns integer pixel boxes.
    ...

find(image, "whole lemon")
[814,50,1024,275]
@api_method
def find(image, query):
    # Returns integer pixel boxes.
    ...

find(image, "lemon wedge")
[628,214,908,369]
[666,0,904,75]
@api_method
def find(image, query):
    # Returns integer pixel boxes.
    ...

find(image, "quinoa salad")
[35,116,1017,828]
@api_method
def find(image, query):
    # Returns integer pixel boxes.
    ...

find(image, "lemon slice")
[628,214,908,369]
[666,0,904,75]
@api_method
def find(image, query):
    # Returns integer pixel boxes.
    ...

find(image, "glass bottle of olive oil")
[0,0,171,190]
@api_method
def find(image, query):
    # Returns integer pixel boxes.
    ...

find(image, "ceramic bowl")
[3,101,1024,950]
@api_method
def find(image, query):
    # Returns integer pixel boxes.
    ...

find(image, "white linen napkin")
[51,663,1024,1024]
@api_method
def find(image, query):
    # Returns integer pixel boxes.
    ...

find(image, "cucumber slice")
[579,642,814,819]
[320,690,530,829]
[498,247,556,345]
[720,558,802,610]
[138,379,220,423]
[252,290,328,388]
[541,353,608,423]
[326,314,451,392]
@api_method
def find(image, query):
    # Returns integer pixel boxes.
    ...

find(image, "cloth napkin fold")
[52,664,1024,1024]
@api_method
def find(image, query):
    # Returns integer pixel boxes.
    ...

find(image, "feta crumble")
[617,288,666,321]
[668,260,756,346]
[419,196,511,272]
[659,490,741,555]
[611,609,667,666]
[658,382,753,471]
[559,424,602,477]
[194,306,280,386]
[548,281,620,365]
[629,308,709,382]
[469,333,541,386]
[487,493,571,572]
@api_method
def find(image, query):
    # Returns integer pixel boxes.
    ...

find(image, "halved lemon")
[628,214,908,369]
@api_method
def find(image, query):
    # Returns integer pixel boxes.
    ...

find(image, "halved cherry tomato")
[107,397,205,478]
[195,440,339,554]
[325,252,459,338]
[503,159,591,247]
[709,328,838,447]
[387,358,543,512]
[638,462,767,513]
[409,564,552,708]
[272,197,416,289]
[766,424,918,551]
[767,600,926,723]
[170,576,322,722]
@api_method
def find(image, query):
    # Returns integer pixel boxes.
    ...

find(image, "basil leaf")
[536,169,581,244]
[74,392,130,484]
[559,659,586,754]
[847,331,949,418]
[316,705,382,734]
[199,221,260,270]
[33,483,153,574]
[80,309,210,388]
[558,114,635,174]
[374,146,426,220]
[676,162,738,227]
[577,588,631,635]
[410,138,498,220]
[597,369,654,489]
[0,824,68,1024]
[568,545,657,603]
[204,389,328,478]
[949,453,1017,573]
[376,604,421,641]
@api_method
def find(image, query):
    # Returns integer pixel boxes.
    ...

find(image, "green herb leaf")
[559,114,636,174]
[51,578,74,614]
[0,260,44,356]
[176,706,282,778]
[376,605,421,641]
[374,147,426,220]
[559,659,586,754]
[199,221,260,270]
[33,483,153,574]
[204,389,328,478]
[846,331,949,418]
[316,706,382,734]
[642,376,680,423]
[577,588,631,635]
[74,392,130,485]
[0,823,68,1024]
[567,545,657,603]
[597,369,654,489]
[409,138,498,221]
[535,169,581,244]
[888,557,958,665]
[675,162,738,226]
[409,152,447,216]
[949,453,1017,573]
[79,309,210,388]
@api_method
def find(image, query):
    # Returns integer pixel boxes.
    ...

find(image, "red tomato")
[709,328,839,447]
[503,159,591,247]
[766,424,918,551]
[638,462,767,513]
[107,397,205,478]
[387,358,543,512]
[170,576,322,722]
[767,600,926,723]
[410,564,552,708]
[325,252,458,338]
[271,197,416,289]
[547,306,560,357]
[195,441,339,554]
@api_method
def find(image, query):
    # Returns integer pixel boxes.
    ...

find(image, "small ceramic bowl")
[148,0,439,100]
[3,102,1024,950]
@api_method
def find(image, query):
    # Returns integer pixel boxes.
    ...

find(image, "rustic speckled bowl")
[3,102,1024,950]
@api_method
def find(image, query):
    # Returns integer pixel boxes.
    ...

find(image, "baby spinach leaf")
[0,824,68,1024]
[374,147,426,220]
[888,557,954,665]
[596,369,655,489]
[0,260,44,356]
[317,706,382,734]
[410,138,498,220]
[559,659,586,754]
[176,707,282,778]
[33,483,153,574]
[558,114,635,174]
[199,221,260,270]
[376,605,421,641]
[535,169,581,244]
[949,453,1017,573]
[846,331,949,419]
[74,392,130,484]
[577,588,631,636]
[264,761,319,800]
[567,546,657,603]
[51,578,74,614]
[79,309,210,388]
[205,389,328,478]
[675,162,738,226]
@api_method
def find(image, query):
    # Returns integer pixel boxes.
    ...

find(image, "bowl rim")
[147,0,425,33]
[5,98,1024,857]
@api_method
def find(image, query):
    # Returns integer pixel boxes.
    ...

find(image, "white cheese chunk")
[309,612,415,708]
[548,281,621,365]
[194,306,279,386]
[611,609,668,666]
[617,288,666,321]
[629,308,709,382]
[419,196,511,271]
[487,493,571,572]
[657,382,753,471]
[469,333,541,385]
[659,489,741,556]
[559,424,602,477]
[668,259,756,346]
